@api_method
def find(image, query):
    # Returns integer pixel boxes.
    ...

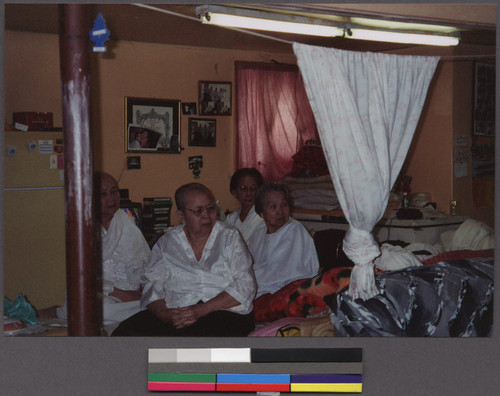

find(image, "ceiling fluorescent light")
[347,28,460,46]
[196,5,460,46]
[201,12,343,37]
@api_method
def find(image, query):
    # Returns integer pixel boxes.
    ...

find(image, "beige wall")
[4,30,495,221]
[93,40,293,220]
[405,61,455,212]
[5,31,297,224]
[3,30,495,307]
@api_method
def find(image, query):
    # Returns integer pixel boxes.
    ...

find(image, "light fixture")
[345,28,459,46]
[199,9,343,37]
[196,5,460,47]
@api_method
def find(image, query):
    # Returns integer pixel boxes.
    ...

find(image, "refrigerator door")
[4,131,66,309]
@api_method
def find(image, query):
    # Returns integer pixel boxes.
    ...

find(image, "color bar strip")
[217,383,290,392]
[147,348,363,393]
[217,373,290,383]
[291,383,362,393]
[251,348,362,363]
[148,382,216,391]
[148,348,251,363]
[291,374,362,383]
[148,373,216,383]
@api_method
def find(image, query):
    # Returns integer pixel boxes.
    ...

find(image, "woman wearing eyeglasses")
[112,182,256,336]
[225,168,265,243]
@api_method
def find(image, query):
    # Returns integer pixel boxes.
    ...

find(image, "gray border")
[1,1,499,395]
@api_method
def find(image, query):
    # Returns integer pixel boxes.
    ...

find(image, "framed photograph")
[182,102,197,115]
[473,62,495,136]
[198,81,232,116]
[188,118,216,147]
[125,97,181,153]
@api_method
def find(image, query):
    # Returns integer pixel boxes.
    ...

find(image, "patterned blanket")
[327,258,494,337]
[253,267,352,323]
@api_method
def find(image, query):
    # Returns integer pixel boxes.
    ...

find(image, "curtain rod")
[131,3,495,60]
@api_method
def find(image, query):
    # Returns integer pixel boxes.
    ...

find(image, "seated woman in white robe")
[247,183,319,299]
[98,176,151,326]
[112,182,256,337]
[225,168,265,244]
[41,172,151,332]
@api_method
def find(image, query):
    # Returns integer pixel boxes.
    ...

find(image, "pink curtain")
[235,62,318,182]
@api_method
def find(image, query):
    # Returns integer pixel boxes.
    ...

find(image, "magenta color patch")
[148,382,216,391]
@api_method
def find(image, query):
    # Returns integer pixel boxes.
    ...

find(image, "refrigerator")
[3,131,66,310]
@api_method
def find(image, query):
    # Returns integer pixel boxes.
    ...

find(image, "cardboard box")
[13,112,53,130]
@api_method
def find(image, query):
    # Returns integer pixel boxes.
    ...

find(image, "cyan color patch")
[217,373,290,384]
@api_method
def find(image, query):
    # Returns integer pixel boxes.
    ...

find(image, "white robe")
[102,209,150,294]
[57,209,151,329]
[248,218,319,298]
[225,206,265,244]
[141,221,256,315]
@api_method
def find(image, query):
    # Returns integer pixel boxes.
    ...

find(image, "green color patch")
[148,372,216,383]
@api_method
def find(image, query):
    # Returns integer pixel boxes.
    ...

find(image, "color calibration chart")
[148,348,362,393]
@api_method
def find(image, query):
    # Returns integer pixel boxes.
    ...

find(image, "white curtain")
[293,43,439,300]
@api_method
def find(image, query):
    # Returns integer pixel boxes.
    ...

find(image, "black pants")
[112,309,255,337]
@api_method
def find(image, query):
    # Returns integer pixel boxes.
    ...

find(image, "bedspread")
[327,257,494,337]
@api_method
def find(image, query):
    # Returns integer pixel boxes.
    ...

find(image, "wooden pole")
[58,4,99,336]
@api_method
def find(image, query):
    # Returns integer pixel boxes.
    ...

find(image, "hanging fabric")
[235,62,318,182]
[293,43,439,300]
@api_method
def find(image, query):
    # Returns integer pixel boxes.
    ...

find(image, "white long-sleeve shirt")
[248,218,319,298]
[102,209,151,295]
[58,209,151,328]
[225,206,265,244]
[141,221,256,315]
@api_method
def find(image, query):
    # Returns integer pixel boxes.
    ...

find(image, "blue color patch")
[217,374,290,384]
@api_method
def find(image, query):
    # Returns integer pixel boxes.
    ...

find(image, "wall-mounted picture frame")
[198,81,232,116]
[125,97,181,153]
[188,118,216,147]
[182,102,197,115]
[473,62,495,137]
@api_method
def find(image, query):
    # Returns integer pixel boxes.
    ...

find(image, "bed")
[328,253,494,337]
[249,250,494,337]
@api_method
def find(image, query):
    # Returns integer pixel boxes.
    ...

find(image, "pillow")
[253,267,352,323]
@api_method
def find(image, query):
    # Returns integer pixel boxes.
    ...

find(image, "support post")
[58,4,99,336]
